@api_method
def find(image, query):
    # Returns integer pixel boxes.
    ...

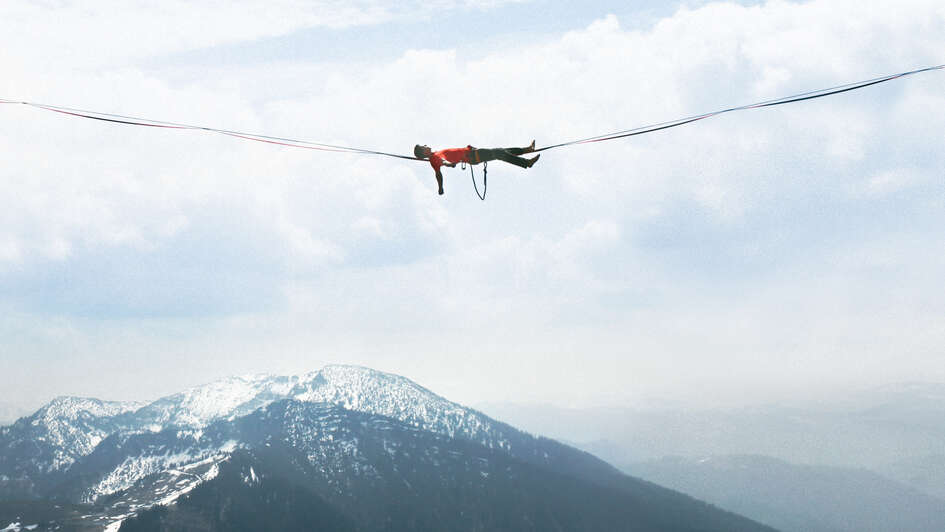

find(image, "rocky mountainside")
[0,365,774,532]
[0,397,144,499]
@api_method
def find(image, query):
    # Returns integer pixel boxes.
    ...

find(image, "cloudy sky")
[1,0,943,412]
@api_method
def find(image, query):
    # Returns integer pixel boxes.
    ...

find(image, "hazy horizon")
[3,365,943,422]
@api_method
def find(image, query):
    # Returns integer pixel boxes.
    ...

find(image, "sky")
[1,0,943,414]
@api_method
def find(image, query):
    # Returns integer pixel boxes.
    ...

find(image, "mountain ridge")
[1,365,775,532]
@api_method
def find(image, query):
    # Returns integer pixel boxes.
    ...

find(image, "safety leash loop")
[471,161,487,201]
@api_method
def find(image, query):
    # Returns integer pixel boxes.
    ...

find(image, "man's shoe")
[525,140,536,153]
[438,187,444,195]
[525,154,540,168]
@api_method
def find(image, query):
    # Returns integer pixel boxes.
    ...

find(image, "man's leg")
[475,148,538,169]
[504,140,535,155]
[492,149,538,168]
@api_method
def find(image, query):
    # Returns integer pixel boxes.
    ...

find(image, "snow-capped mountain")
[3,365,526,490]
[129,374,298,429]
[25,397,143,470]
[0,366,774,532]
[128,365,509,448]
[0,396,144,500]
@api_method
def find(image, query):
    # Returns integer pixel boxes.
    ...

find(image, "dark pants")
[468,147,531,168]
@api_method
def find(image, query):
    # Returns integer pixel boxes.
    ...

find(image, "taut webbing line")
[0,98,422,160]
[2,64,943,159]
[533,63,945,152]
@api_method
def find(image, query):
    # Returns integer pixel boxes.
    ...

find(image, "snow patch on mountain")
[86,450,200,503]
[34,396,142,424]
[134,374,298,428]
[82,451,226,529]
[11,396,145,472]
[242,465,259,485]
[292,365,510,449]
[1,523,38,532]
[156,457,221,506]
[84,441,237,503]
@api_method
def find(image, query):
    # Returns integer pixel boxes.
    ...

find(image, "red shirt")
[429,147,471,172]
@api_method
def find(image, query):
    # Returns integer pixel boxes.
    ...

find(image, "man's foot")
[524,139,536,153]
[438,186,444,195]
[525,154,540,168]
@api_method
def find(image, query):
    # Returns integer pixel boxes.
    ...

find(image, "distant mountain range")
[480,382,945,488]
[627,454,945,532]
[876,453,945,500]
[479,383,945,532]
[0,365,772,532]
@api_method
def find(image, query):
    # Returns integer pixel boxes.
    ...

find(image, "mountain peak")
[292,365,475,435]
[135,373,298,428]
[310,364,443,397]
[300,364,416,388]
[36,396,143,423]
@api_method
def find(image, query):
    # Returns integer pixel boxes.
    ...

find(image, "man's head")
[414,144,432,159]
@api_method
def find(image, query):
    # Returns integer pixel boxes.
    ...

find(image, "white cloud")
[2,0,945,405]
[0,0,527,70]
